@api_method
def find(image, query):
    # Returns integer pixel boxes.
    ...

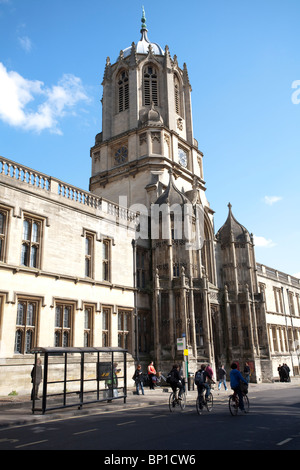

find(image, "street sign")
[177,338,184,350]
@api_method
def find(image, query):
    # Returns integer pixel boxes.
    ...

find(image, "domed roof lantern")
[122,7,164,58]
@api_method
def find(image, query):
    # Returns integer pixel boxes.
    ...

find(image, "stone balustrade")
[257,262,300,287]
[0,156,137,222]
[0,157,50,190]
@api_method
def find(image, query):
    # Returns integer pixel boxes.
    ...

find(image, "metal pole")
[183,334,188,395]
[42,352,48,415]
[31,353,37,414]
[79,352,84,409]
[124,351,127,404]
[63,352,67,406]
[97,351,100,401]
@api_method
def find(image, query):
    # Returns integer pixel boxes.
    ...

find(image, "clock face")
[178,148,187,168]
[114,146,128,165]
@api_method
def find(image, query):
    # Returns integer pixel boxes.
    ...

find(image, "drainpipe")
[282,287,294,373]
[132,239,139,362]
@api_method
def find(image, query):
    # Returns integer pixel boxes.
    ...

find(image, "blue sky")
[0,0,299,277]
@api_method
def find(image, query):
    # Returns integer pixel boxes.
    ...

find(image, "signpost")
[177,338,184,351]
[177,334,189,394]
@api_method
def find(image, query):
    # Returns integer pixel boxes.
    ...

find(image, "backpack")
[166,373,172,384]
[194,370,205,385]
[240,380,248,394]
[166,369,177,384]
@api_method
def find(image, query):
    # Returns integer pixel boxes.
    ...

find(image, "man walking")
[218,365,228,391]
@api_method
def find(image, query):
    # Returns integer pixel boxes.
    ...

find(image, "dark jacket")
[218,367,226,380]
[133,369,143,383]
[31,365,42,384]
[169,368,181,384]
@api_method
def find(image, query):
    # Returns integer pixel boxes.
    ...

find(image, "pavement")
[0,387,176,428]
[0,379,299,429]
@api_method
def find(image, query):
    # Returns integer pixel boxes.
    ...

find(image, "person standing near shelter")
[31,358,42,400]
[106,362,119,401]
[148,361,156,390]
[133,364,145,395]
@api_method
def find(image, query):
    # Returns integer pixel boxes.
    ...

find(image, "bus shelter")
[30,346,127,415]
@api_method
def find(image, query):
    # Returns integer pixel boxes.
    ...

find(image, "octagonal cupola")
[90,8,203,210]
[122,7,164,58]
[99,7,194,143]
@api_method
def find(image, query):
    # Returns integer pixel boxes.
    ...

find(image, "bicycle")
[196,388,213,415]
[228,390,249,416]
[169,388,186,412]
[155,373,167,387]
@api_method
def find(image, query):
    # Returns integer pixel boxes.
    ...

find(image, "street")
[0,383,299,452]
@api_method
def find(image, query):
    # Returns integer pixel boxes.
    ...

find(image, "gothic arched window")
[174,74,181,115]
[143,65,158,106]
[117,70,129,112]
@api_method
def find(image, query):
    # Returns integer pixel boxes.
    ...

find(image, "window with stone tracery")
[102,307,111,347]
[143,65,158,106]
[0,209,8,262]
[174,74,181,116]
[84,305,94,347]
[54,303,74,347]
[21,215,42,269]
[117,70,129,112]
[15,298,39,354]
[118,310,132,352]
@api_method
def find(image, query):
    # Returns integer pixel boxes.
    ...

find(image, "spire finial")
[141,6,147,32]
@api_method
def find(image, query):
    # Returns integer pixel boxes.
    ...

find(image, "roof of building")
[155,170,191,206]
[216,203,251,244]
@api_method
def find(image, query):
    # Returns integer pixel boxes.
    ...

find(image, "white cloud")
[253,235,276,248]
[293,272,300,279]
[0,62,89,134]
[18,36,32,53]
[263,196,282,206]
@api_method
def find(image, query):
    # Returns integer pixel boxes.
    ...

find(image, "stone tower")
[215,204,272,381]
[89,9,218,372]
[88,10,275,380]
[89,8,207,212]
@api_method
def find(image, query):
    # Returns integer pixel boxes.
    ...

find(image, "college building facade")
[0,12,299,394]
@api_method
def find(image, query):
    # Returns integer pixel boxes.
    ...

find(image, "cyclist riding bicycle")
[229,362,248,413]
[168,364,184,401]
[195,364,213,403]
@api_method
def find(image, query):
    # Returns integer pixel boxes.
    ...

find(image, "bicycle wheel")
[229,394,238,416]
[205,393,213,412]
[196,396,204,415]
[169,392,176,412]
[243,394,250,413]
[179,393,186,410]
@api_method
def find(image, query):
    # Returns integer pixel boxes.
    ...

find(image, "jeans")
[31,382,41,400]
[233,386,245,410]
[171,382,183,398]
[197,383,210,400]
[136,381,144,395]
[218,378,227,390]
[148,374,155,389]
